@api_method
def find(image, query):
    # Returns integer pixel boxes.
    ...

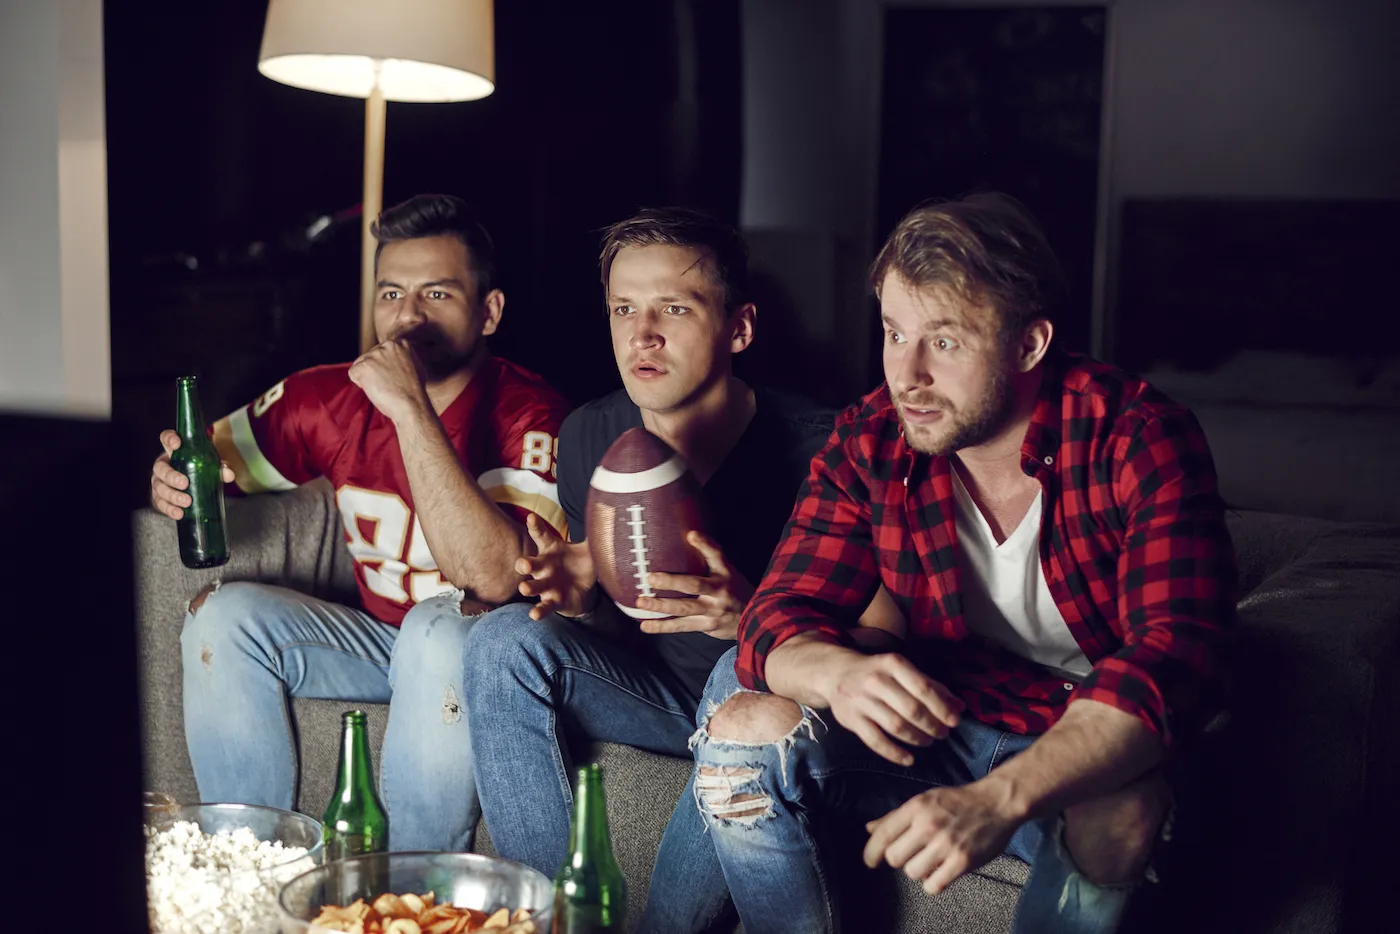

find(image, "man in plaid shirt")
[644,193,1236,934]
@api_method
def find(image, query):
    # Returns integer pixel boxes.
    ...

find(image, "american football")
[586,427,708,621]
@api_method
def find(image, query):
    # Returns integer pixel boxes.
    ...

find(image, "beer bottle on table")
[171,375,228,569]
[552,763,626,933]
[322,710,389,862]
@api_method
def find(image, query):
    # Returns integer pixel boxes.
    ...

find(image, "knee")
[462,603,552,673]
[693,692,804,827]
[705,692,805,745]
[396,594,483,663]
[180,581,261,645]
[1063,772,1171,885]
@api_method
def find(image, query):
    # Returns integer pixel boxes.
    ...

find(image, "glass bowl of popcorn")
[146,803,323,934]
[277,852,553,933]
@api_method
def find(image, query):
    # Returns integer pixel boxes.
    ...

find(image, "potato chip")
[311,892,534,934]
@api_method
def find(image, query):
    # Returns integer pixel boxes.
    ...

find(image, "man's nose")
[396,295,427,325]
[629,311,663,350]
[891,346,931,396]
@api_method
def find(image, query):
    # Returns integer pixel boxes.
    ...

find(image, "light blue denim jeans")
[179,581,486,850]
[462,602,708,887]
[642,647,1143,934]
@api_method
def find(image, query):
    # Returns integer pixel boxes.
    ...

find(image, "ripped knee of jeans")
[690,690,822,827]
[695,764,773,826]
[186,580,221,616]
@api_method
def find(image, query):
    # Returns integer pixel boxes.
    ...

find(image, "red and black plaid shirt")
[737,352,1236,748]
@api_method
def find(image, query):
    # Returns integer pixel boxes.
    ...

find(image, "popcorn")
[146,819,313,934]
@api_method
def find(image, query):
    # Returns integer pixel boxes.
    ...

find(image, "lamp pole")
[360,66,386,354]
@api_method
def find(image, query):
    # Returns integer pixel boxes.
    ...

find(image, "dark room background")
[100,0,1400,517]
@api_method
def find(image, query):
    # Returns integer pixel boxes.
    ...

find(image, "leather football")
[586,427,708,621]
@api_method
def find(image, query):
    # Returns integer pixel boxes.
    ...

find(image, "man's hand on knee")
[826,653,965,767]
[1063,770,1172,886]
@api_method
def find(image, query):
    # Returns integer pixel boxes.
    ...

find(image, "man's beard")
[392,324,475,381]
[897,365,1015,456]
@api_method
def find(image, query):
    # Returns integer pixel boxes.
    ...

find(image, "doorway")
[874,5,1107,363]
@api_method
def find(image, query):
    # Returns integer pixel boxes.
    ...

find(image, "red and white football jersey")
[210,356,570,626]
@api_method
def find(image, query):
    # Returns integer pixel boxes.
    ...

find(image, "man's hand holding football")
[635,531,753,641]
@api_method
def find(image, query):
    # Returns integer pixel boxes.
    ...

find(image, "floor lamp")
[257,0,495,353]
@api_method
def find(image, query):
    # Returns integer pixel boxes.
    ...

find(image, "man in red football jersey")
[455,207,904,904]
[149,194,570,850]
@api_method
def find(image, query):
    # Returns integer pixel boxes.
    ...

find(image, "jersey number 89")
[336,486,452,605]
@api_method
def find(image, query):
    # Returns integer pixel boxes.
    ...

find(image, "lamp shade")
[258,0,494,102]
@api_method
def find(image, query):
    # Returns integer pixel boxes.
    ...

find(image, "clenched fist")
[348,338,431,424]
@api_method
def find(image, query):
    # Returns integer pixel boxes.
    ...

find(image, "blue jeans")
[644,648,1141,934]
[180,582,484,850]
[462,603,711,886]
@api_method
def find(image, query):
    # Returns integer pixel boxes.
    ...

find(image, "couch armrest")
[1205,514,1400,932]
[135,478,356,802]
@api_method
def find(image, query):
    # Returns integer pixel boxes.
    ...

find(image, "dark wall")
[5,414,144,923]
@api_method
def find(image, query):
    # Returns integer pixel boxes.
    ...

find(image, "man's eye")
[664,305,689,315]
[381,290,401,301]
[886,329,904,345]
[935,337,959,351]
[612,305,633,316]
[427,290,448,300]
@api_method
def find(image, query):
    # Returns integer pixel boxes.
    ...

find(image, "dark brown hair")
[599,207,750,312]
[372,194,496,298]
[870,192,1066,338]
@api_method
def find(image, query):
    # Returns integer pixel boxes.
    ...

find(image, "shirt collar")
[1019,348,1066,479]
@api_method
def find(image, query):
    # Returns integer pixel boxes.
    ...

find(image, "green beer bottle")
[171,376,228,569]
[322,710,389,862]
[552,764,626,933]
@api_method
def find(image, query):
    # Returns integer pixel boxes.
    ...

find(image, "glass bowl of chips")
[146,803,323,934]
[277,852,553,933]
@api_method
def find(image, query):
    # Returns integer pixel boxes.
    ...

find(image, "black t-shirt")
[556,386,835,699]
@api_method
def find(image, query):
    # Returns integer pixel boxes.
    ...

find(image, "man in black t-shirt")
[461,209,902,914]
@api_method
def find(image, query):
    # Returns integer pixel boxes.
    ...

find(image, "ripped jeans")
[180,582,485,850]
[644,648,1142,934]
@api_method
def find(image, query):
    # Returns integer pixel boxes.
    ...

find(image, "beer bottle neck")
[175,378,206,441]
[566,766,613,865]
[334,713,376,799]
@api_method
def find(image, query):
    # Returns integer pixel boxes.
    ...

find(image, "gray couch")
[136,479,1399,933]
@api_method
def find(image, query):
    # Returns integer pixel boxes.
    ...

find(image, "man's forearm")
[395,408,525,604]
[763,634,866,708]
[982,699,1165,823]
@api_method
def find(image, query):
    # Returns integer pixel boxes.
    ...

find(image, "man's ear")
[730,302,756,354]
[480,289,506,337]
[1016,318,1053,372]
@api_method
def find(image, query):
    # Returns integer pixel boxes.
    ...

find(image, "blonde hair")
[870,192,1066,338]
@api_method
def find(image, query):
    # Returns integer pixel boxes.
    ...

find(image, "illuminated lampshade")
[258,0,494,103]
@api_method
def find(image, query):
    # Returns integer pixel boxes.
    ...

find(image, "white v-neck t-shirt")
[950,468,1092,680]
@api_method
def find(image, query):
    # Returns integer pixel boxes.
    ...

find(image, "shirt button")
[1044,455,1055,466]
[1062,682,1075,692]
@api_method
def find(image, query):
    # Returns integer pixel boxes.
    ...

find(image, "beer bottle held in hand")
[171,376,229,569]
[322,710,389,862]
[552,763,626,933]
